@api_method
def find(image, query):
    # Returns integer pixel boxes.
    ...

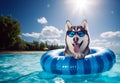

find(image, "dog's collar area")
[67,31,86,37]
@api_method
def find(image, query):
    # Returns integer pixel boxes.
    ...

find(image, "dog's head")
[65,20,90,53]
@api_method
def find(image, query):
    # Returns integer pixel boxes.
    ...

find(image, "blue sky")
[0,0,120,53]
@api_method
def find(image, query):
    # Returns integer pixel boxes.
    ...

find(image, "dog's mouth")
[72,41,83,53]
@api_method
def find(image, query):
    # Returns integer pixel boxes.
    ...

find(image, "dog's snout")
[73,37,79,42]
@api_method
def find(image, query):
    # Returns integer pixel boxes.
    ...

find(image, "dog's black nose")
[73,37,79,43]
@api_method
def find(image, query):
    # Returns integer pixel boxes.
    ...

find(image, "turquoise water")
[0,53,120,83]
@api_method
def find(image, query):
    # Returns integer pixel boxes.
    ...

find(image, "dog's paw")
[75,54,84,59]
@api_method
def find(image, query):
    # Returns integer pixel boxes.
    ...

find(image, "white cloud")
[90,39,120,53]
[22,32,40,38]
[37,17,48,24]
[90,39,111,47]
[40,38,65,45]
[100,31,120,38]
[40,26,64,38]
[22,26,63,39]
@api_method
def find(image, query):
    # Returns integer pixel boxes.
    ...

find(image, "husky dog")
[65,20,90,59]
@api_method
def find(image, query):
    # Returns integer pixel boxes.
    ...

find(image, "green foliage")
[48,44,64,50]
[0,15,21,50]
[25,41,40,51]
[12,37,26,50]
[40,42,46,50]
[24,41,64,51]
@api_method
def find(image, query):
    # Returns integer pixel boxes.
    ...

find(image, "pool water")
[0,53,120,83]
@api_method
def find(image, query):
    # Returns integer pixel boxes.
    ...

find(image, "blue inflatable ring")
[40,47,116,75]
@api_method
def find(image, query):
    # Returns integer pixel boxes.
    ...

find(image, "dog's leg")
[74,53,81,59]
[75,53,85,59]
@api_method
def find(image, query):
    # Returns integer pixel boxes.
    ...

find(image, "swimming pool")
[0,52,120,83]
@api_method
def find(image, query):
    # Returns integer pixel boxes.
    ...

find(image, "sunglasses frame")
[67,31,86,37]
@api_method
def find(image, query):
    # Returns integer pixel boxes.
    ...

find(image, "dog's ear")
[66,20,72,31]
[81,19,88,30]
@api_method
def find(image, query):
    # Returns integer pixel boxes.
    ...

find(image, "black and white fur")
[65,20,90,59]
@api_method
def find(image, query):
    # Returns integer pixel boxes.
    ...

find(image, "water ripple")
[0,53,120,83]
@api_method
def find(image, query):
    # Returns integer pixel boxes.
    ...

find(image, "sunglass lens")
[78,31,85,37]
[67,31,75,37]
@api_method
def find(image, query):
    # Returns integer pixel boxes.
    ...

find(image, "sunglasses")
[67,31,85,37]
